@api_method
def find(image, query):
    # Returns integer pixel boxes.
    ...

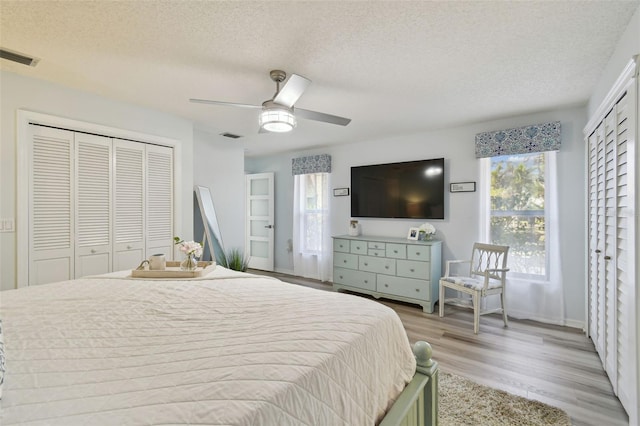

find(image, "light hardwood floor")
[248,269,629,426]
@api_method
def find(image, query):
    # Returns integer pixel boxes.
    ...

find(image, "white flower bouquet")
[418,223,436,240]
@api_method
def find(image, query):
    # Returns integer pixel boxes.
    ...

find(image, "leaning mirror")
[194,185,226,265]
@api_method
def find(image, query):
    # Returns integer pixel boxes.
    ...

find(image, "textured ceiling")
[1,1,638,156]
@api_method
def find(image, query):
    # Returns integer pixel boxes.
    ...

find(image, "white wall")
[0,71,194,291]
[193,129,246,254]
[246,105,587,326]
[589,5,640,114]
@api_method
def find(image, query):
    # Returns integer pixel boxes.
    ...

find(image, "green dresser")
[332,235,442,313]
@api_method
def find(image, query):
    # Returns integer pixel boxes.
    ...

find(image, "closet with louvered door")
[585,58,638,423]
[27,124,175,285]
[75,133,112,278]
[28,125,74,285]
[113,139,146,271]
[145,144,174,258]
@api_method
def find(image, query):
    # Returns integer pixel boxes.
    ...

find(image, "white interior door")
[28,125,74,285]
[75,133,112,278]
[246,173,274,271]
[113,139,145,271]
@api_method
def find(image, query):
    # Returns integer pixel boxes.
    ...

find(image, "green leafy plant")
[219,248,249,272]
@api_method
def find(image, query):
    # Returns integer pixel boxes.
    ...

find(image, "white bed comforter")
[0,268,416,425]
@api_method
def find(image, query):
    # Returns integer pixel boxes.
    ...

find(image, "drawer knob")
[385,266,389,269]
[364,262,368,266]
[374,253,378,256]
[343,260,347,263]
[384,284,389,287]
[91,249,96,254]
[410,268,415,272]
[364,280,368,284]
[415,288,420,292]
[416,252,421,255]
[394,250,398,253]
[339,276,343,279]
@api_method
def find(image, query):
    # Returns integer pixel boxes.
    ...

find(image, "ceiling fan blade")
[189,98,261,109]
[273,74,311,107]
[295,108,351,126]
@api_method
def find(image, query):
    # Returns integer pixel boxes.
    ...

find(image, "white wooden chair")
[438,243,510,334]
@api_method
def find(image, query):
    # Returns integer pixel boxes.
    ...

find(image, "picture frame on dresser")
[407,227,419,240]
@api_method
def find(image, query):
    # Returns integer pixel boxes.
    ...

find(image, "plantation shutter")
[75,133,112,277]
[146,144,174,257]
[113,139,145,271]
[29,125,74,285]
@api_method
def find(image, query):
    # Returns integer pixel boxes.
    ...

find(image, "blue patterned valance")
[475,121,561,158]
[292,154,331,175]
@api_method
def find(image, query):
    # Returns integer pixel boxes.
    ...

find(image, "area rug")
[439,372,572,426]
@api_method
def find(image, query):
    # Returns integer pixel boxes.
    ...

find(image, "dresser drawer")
[334,267,376,291]
[397,259,429,279]
[350,240,367,255]
[407,245,430,261]
[368,248,386,257]
[334,252,358,270]
[368,241,386,250]
[377,275,429,301]
[386,243,407,259]
[334,239,350,253]
[359,255,396,275]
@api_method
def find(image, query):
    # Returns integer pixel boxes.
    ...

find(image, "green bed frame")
[380,341,439,426]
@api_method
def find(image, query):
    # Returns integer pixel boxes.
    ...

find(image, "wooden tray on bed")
[131,261,216,278]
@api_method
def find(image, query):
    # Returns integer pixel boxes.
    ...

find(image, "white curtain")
[479,152,566,325]
[292,173,332,282]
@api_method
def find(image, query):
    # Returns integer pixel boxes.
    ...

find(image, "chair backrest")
[469,243,509,281]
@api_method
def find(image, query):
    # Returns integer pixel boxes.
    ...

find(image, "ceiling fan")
[190,70,351,133]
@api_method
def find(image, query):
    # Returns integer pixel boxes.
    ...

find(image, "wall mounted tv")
[351,158,445,219]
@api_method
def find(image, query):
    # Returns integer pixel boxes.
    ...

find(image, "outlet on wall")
[0,218,15,232]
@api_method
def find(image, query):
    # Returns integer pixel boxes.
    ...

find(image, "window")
[298,172,329,254]
[489,152,547,278]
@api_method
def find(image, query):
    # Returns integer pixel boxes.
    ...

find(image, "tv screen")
[351,158,445,219]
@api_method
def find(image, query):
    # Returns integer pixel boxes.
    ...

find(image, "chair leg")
[473,292,480,334]
[501,290,509,328]
[439,283,445,318]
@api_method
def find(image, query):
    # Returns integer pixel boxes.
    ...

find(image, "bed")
[0,266,438,425]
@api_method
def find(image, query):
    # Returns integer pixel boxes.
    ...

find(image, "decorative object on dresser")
[333,235,442,313]
[348,219,360,236]
[439,242,509,334]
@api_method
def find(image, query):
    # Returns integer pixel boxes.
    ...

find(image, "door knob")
[264,225,273,229]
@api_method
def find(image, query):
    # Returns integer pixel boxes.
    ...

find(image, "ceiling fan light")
[259,107,296,133]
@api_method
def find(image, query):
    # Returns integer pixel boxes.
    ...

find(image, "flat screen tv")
[351,158,445,219]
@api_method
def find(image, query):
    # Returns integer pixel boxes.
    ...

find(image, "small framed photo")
[450,182,476,193]
[407,227,419,240]
[333,187,350,197]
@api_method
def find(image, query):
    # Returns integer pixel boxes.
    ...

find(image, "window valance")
[475,121,561,158]
[292,154,331,175]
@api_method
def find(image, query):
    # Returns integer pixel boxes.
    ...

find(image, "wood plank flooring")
[248,269,629,426]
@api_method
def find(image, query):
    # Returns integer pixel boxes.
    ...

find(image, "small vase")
[180,253,198,271]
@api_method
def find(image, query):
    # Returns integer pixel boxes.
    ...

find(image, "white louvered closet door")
[612,89,637,417]
[145,144,174,258]
[113,139,146,271]
[28,125,74,285]
[75,133,112,278]
[587,79,638,421]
